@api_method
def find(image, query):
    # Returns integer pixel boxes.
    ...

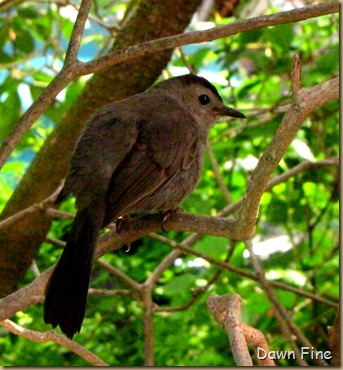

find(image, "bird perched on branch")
[44,74,246,339]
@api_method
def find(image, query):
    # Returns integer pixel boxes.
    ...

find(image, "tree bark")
[0,0,201,297]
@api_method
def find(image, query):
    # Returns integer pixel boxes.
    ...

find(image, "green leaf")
[13,29,35,54]
[0,91,21,141]
[265,23,294,51]
[239,28,263,45]
[17,5,40,18]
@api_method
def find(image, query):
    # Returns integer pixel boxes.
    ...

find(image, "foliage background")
[0,0,339,366]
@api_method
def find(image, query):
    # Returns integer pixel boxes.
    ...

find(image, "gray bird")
[44,74,245,339]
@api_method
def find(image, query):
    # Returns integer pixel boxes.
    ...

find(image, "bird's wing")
[59,104,139,211]
[104,101,199,220]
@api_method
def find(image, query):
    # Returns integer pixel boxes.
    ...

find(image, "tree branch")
[80,2,338,76]
[0,181,64,231]
[0,1,338,170]
[141,284,155,366]
[64,0,94,64]
[231,66,338,240]
[0,153,338,323]
[0,0,94,170]
[0,319,108,366]
[207,293,275,366]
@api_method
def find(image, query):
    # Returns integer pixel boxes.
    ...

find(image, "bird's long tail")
[44,205,104,339]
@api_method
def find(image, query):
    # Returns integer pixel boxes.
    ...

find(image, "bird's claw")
[116,216,132,252]
[161,208,183,232]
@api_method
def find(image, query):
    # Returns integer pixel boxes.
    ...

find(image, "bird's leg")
[161,208,183,232]
[115,215,131,234]
[116,215,132,251]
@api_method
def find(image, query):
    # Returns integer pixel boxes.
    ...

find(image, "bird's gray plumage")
[44,74,245,338]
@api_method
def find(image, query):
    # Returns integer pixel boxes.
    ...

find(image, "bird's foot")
[116,215,132,252]
[161,208,183,232]
[116,215,131,234]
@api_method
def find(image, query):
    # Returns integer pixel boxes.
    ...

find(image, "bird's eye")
[198,94,210,105]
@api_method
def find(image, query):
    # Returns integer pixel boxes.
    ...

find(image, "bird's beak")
[217,106,246,119]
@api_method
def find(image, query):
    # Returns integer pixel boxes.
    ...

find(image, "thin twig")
[88,288,135,297]
[46,208,75,220]
[0,319,108,366]
[219,157,339,218]
[176,47,196,74]
[245,240,309,365]
[46,236,66,248]
[155,241,237,313]
[0,181,64,230]
[291,53,302,95]
[64,0,93,64]
[96,260,141,292]
[206,142,231,203]
[148,233,338,309]
[145,248,182,287]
